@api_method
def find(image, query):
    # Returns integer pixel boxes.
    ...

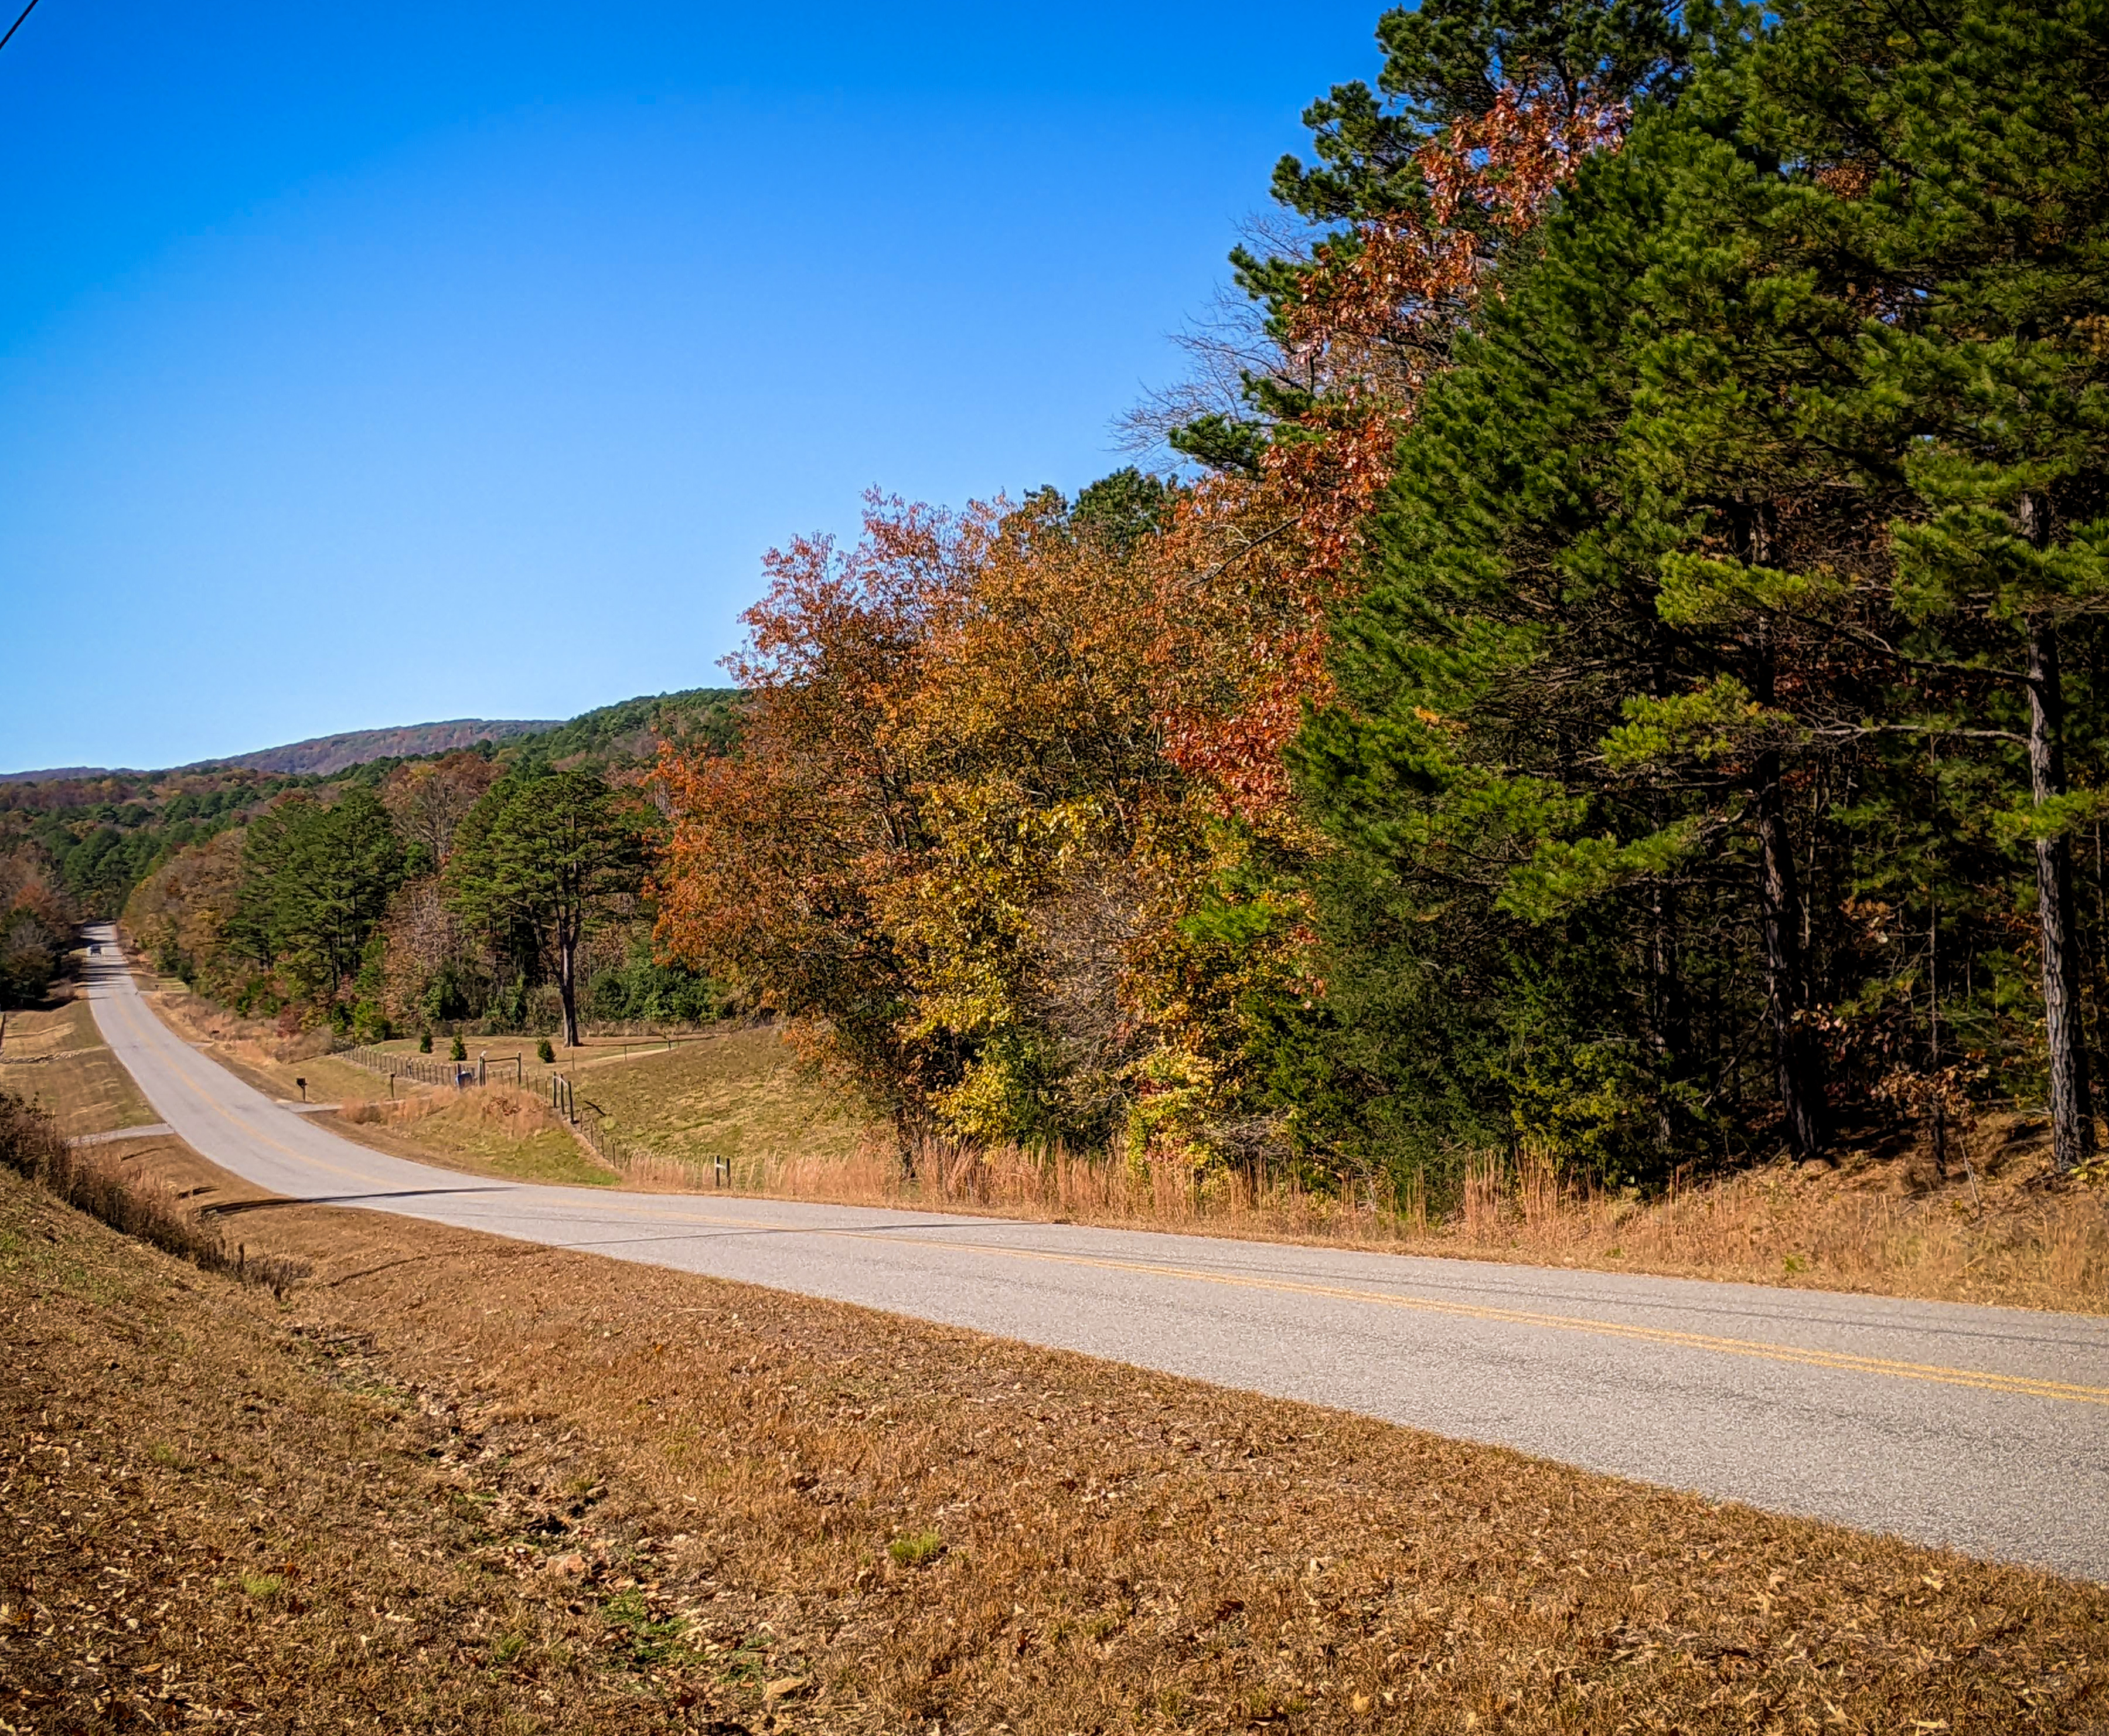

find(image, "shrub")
[420,965,474,1024]
[586,951,736,1026]
[418,1031,432,1054]
[537,1037,555,1064]
[449,1034,468,1063]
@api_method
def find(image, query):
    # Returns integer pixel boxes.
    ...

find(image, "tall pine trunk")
[1756,746,1824,1159]
[1646,656,1686,1156]
[556,915,581,1051]
[1648,883,1684,1155]
[2026,616,2094,1172]
[1747,584,1824,1161]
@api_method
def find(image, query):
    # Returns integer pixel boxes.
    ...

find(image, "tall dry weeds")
[0,1090,309,1295]
[339,1082,563,1137]
[667,1126,2109,1312]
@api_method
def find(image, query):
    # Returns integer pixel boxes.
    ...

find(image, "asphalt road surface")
[79,926,2109,1581]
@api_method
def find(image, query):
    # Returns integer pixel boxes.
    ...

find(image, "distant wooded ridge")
[6,715,575,782]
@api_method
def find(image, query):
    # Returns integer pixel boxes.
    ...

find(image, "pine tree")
[1290,0,2109,1179]
[447,773,644,1049]
[1757,0,2109,1169]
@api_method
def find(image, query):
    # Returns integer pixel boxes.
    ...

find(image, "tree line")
[126,741,725,1047]
[654,0,2109,1192]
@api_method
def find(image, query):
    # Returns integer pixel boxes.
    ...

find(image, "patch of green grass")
[402,1111,618,1187]
[1084,1601,1131,1641]
[888,1527,944,1569]
[598,1588,693,1672]
[715,1632,775,1685]
[148,1442,197,1472]
[241,1572,287,1604]
[490,1631,529,1668]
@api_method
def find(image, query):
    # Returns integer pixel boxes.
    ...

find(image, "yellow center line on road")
[834,1234,2109,1410]
[519,1187,2109,1408]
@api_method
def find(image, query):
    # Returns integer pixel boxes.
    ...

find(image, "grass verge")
[0,990,158,1135]
[1,1091,308,1293]
[4,1138,2104,1732]
[336,1085,621,1187]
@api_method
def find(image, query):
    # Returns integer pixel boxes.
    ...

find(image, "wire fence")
[333,1043,524,1090]
[557,1083,727,1192]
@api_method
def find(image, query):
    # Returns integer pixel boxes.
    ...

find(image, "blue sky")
[0,1,1391,772]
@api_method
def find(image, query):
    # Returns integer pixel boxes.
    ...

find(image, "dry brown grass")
[0,990,158,1136]
[1438,1131,2109,1314]
[0,1167,698,1732]
[686,1128,2109,1316]
[6,1144,2107,1734]
[335,1084,623,1188]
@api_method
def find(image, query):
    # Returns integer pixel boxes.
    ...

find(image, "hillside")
[5,691,744,785]
[1,717,560,782]
[184,717,563,776]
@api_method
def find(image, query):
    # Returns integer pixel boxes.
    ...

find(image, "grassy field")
[0,992,158,1136]
[567,1027,866,1173]
[354,1027,754,1083]
[308,1026,864,1192]
[4,1142,2105,1733]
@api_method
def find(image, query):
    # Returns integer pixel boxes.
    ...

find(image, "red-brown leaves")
[647,88,1627,1143]
[1150,88,1626,823]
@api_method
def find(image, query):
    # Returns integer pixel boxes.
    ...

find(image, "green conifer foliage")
[1285,0,2109,1186]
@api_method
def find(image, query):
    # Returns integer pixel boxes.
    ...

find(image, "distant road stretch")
[79,925,2109,1581]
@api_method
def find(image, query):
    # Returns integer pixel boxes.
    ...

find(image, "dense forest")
[652,0,2109,1193]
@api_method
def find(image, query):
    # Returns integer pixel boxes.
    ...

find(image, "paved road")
[79,927,2109,1581]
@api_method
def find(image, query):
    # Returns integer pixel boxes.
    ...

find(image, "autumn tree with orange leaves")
[656,484,1222,1153]
[655,6,1654,1173]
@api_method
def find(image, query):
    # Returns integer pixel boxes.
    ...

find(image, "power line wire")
[0,0,43,55]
